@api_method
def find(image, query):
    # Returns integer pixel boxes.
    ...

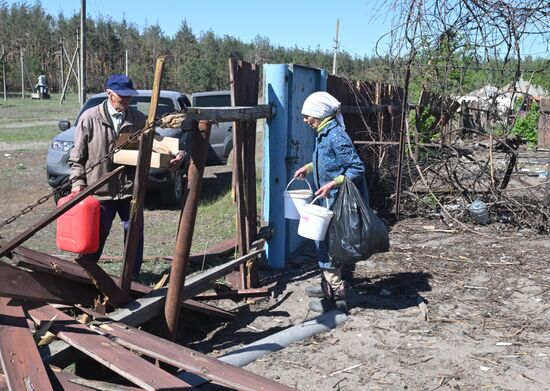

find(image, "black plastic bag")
[328,178,389,263]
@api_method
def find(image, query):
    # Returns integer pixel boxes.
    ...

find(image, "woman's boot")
[308,268,348,313]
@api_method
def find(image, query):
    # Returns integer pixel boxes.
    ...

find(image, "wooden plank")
[0,298,54,391]
[120,56,166,293]
[11,246,151,295]
[74,256,133,308]
[25,304,193,391]
[89,320,297,391]
[159,105,272,128]
[0,262,96,305]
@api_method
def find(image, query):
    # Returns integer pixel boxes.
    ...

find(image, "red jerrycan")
[56,193,100,254]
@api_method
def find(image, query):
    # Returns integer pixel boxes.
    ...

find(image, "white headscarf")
[301,91,345,129]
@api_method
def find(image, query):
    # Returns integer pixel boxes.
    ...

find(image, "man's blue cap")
[105,74,138,96]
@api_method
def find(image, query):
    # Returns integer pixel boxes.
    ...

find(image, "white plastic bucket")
[283,178,313,220]
[298,196,334,241]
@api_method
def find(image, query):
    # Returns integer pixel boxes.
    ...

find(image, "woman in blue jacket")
[294,91,368,313]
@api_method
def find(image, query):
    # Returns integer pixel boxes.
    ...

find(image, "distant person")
[68,74,184,280]
[36,73,49,98]
[294,91,369,313]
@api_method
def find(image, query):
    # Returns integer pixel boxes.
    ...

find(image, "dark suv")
[46,90,232,207]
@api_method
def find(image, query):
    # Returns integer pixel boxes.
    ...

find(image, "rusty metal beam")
[120,56,166,293]
[164,120,211,341]
[229,59,261,291]
[11,246,151,296]
[39,248,264,367]
[89,319,297,391]
[0,262,96,305]
[25,303,194,391]
[0,298,54,391]
[0,166,124,259]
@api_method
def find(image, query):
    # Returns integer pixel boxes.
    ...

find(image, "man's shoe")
[305,284,325,298]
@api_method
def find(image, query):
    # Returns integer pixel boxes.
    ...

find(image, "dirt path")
[197,219,550,390]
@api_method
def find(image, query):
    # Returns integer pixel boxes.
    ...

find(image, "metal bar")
[0,298,54,391]
[26,304,194,390]
[11,246,151,296]
[120,56,166,292]
[89,319,297,391]
[0,262,97,305]
[0,166,124,259]
[164,120,211,341]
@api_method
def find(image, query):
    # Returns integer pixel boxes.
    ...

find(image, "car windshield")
[194,94,231,107]
[74,96,177,124]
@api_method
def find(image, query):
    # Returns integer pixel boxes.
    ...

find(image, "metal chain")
[0,120,157,230]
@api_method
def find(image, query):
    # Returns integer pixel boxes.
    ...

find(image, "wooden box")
[113,134,179,169]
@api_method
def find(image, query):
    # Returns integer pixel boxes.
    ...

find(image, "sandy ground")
[1,145,550,391]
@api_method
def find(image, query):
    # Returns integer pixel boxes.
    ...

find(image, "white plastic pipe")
[219,309,347,367]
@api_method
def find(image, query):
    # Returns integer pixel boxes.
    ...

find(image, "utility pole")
[80,0,87,105]
[1,46,6,101]
[332,18,340,76]
[20,50,24,100]
[59,38,64,93]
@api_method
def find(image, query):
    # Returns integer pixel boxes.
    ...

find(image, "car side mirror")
[58,120,71,131]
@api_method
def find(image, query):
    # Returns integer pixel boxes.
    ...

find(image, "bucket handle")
[285,177,312,192]
[309,195,329,208]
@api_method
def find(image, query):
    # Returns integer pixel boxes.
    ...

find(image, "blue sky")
[37,0,393,58]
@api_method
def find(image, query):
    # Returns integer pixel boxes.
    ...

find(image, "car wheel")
[160,168,186,207]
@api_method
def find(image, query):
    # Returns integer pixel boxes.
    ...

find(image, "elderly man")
[69,74,183,280]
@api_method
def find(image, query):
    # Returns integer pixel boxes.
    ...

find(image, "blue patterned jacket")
[312,118,368,207]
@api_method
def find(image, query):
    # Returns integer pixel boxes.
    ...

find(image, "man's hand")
[71,185,85,194]
[315,180,336,198]
[294,166,308,179]
[168,150,186,171]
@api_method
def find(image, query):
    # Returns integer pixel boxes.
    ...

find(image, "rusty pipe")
[164,120,211,341]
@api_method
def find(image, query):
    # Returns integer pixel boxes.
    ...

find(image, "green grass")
[0,125,60,142]
[0,93,81,142]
